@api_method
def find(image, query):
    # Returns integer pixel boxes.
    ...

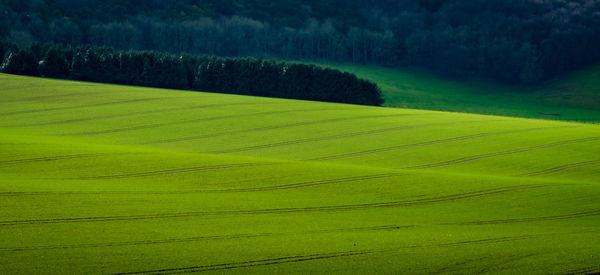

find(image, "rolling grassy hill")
[1,73,599,274]
[316,62,600,123]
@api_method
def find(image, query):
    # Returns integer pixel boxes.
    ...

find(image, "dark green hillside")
[318,62,600,123]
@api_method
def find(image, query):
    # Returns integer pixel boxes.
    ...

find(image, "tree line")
[0,42,383,106]
[2,0,599,84]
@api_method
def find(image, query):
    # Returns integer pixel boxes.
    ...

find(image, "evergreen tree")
[38,46,69,78]
[1,48,38,75]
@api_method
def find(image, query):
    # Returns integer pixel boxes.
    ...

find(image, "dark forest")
[2,0,599,83]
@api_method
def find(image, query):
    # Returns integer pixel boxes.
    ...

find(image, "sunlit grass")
[1,73,599,274]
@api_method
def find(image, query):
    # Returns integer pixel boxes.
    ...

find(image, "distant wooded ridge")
[2,0,599,84]
[0,42,383,106]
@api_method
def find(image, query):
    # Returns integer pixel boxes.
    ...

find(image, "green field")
[1,73,599,274]
[314,62,600,123]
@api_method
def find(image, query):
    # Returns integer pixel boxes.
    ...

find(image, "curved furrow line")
[68,124,170,136]
[0,184,543,226]
[475,253,540,274]
[0,233,275,252]
[519,159,600,177]
[0,192,46,196]
[74,162,273,180]
[113,235,533,274]
[0,91,97,103]
[148,114,413,144]
[1,102,278,127]
[0,225,414,252]
[563,265,600,275]
[433,256,491,274]
[70,107,335,136]
[0,97,168,116]
[212,120,496,154]
[452,209,600,225]
[434,235,534,247]
[0,84,97,94]
[115,250,376,274]
[0,154,105,166]
[206,173,405,192]
[211,126,422,154]
[3,112,152,128]
[0,177,293,196]
[310,126,572,161]
[408,136,600,169]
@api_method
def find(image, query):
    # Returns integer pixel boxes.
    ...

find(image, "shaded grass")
[308,62,600,123]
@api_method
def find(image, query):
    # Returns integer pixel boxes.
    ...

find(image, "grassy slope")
[314,62,600,123]
[1,73,599,274]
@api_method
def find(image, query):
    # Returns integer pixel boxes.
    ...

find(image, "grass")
[1,73,599,274]
[311,62,600,123]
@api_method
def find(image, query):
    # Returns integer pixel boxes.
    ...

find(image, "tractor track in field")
[435,235,534,247]
[22,173,402,194]
[211,120,493,154]
[0,184,543,226]
[408,136,600,169]
[0,154,105,166]
[204,173,406,192]
[0,224,415,252]
[0,233,276,252]
[0,176,294,196]
[113,235,533,274]
[432,256,490,274]
[117,250,377,274]
[148,114,414,144]
[1,102,279,127]
[70,107,338,136]
[0,91,99,103]
[0,84,97,94]
[309,126,576,161]
[73,162,273,180]
[451,209,600,225]
[0,98,168,116]
[519,160,600,177]
[3,112,144,127]
[475,253,540,274]
[69,124,176,136]
[563,265,600,275]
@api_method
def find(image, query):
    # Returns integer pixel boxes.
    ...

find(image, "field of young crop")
[1,73,599,274]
